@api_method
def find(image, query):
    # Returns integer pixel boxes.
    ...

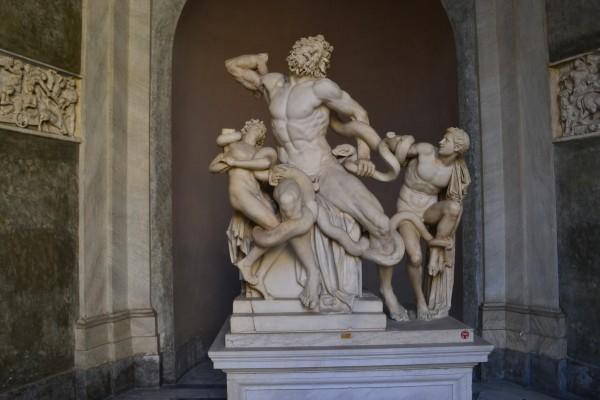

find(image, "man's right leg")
[378,264,409,321]
[398,221,431,320]
[290,232,321,310]
[318,167,409,266]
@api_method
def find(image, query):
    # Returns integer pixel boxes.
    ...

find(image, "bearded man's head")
[286,34,334,78]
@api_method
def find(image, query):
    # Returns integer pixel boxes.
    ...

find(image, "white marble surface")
[226,316,474,348]
[77,0,158,369]
[232,293,382,314]
[229,293,386,334]
[231,369,470,400]
[219,36,473,322]
[210,321,492,400]
[230,311,386,334]
[114,365,559,400]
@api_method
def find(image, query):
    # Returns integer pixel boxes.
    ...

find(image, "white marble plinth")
[230,293,387,334]
[226,316,474,348]
[210,321,493,400]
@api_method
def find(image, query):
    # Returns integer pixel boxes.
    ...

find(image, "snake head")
[332,144,357,163]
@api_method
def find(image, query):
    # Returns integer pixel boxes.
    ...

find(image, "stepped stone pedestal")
[229,293,387,334]
[210,295,493,400]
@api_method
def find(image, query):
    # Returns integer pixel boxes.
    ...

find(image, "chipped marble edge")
[553,131,600,143]
[548,47,600,67]
[0,122,82,143]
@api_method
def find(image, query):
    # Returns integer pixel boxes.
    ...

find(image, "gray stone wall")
[0,0,82,72]
[0,0,81,397]
[546,0,600,62]
[555,136,600,398]
[0,130,78,395]
[547,2,600,397]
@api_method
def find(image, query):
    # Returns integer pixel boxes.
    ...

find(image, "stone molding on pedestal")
[74,308,159,369]
[0,49,79,140]
[481,303,566,360]
[550,48,600,141]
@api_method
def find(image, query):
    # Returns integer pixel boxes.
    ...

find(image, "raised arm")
[225,53,269,91]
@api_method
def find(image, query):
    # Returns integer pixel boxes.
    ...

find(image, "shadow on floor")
[113,359,225,400]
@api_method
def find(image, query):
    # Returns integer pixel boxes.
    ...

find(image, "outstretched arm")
[314,79,375,161]
[225,147,277,170]
[408,142,435,159]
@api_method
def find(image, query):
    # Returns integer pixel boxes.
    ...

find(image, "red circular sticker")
[461,330,470,340]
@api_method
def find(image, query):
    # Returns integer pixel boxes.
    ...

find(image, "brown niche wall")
[172,0,458,355]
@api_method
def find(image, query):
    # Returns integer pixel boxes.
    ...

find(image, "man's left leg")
[423,200,462,239]
[423,200,462,275]
[318,165,390,238]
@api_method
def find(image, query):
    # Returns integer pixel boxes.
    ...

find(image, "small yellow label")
[341,332,352,339]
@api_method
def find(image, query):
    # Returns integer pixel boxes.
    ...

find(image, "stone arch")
[149,0,482,383]
[149,0,187,384]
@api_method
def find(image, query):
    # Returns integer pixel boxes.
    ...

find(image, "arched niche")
[150,0,482,383]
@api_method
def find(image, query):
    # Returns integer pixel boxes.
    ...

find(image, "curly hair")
[446,127,470,154]
[286,34,334,78]
[241,119,267,146]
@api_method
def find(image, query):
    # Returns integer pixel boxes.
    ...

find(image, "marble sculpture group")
[209,34,471,321]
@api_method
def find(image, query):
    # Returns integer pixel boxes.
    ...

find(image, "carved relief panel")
[0,52,79,137]
[551,49,600,139]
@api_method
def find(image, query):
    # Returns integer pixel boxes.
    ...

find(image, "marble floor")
[113,360,570,400]
[113,359,226,399]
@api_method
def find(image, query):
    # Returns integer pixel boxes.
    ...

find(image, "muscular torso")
[264,75,333,177]
[397,153,453,215]
[225,142,266,209]
[404,155,452,195]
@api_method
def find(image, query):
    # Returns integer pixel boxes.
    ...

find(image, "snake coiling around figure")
[330,118,410,182]
[252,205,315,248]
[329,118,433,265]
[362,212,433,266]
[253,118,431,267]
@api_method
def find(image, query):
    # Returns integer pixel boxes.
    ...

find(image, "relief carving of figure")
[558,52,600,136]
[0,53,78,136]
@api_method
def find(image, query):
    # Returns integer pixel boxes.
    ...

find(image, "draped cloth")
[305,195,362,312]
[226,196,362,312]
[226,211,253,264]
[445,157,471,202]
[424,156,471,319]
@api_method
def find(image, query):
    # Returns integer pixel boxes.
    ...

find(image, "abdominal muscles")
[272,108,331,176]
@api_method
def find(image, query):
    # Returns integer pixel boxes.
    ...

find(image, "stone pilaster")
[76,0,158,396]
[476,0,566,392]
